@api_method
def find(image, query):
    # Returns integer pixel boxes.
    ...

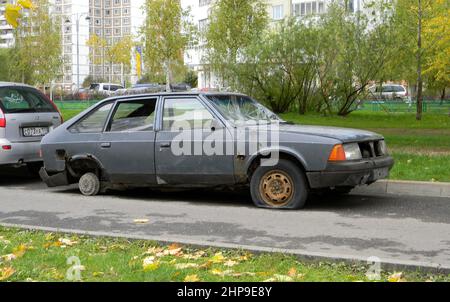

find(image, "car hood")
[278,124,383,142]
[240,123,383,143]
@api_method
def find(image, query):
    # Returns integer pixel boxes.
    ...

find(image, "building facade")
[182,0,371,89]
[88,0,145,86]
[51,0,145,91]
[0,0,15,48]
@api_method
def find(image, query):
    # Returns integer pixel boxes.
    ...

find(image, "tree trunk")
[416,0,423,121]
[165,60,172,92]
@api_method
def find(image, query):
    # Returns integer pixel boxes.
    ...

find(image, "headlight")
[343,143,362,160]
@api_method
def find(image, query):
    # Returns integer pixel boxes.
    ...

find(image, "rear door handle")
[160,143,171,148]
[101,142,111,149]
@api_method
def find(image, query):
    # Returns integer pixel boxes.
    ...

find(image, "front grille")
[358,140,385,159]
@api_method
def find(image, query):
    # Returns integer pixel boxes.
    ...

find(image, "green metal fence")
[359,100,450,114]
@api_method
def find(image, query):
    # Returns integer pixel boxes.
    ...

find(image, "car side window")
[108,99,157,132]
[69,102,113,133]
[163,98,214,131]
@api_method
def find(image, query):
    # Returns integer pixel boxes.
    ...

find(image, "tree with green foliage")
[9,0,61,87]
[233,19,319,113]
[141,0,195,91]
[389,0,449,120]
[205,0,268,88]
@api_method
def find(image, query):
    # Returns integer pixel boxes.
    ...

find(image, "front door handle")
[160,143,171,148]
[101,142,111,149]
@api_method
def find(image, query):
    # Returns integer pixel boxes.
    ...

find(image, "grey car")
[39,92,394,209]
[0,82,63,172]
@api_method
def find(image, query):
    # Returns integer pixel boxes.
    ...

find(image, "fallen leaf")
[13,244,28,258]
[388,272,406,282]
[287,267,297,277]
[143,256,160,271]
[184,274,200,282]
[0,267,15,281]
[133,219,149,224]
[0,236,11,245]
[175,263,199,270]
[58,238,78,247]
[224,260,238,267]
[1,254,16,262]
[92,272,104,277]
[211,252,225,263]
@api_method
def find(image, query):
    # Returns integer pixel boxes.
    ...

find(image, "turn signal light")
[328,144,346,161]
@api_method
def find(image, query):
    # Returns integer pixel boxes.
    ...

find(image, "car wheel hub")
[260,170,294,207]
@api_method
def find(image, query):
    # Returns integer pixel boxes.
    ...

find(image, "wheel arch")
[67,154,106,180]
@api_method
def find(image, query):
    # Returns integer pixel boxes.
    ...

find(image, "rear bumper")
[39,167,70,187]
[0,139,42,165]
[307,156,395,189]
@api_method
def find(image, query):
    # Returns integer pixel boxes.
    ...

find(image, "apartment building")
[51,0,91,91]
[88,0,145,85]
[182,0,371,89]
[0,0,15,48]
[51,0,145,91]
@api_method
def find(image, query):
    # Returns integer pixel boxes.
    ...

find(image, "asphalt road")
[1,168,450,272]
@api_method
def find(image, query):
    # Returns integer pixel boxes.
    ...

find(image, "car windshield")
[206,95,282,125]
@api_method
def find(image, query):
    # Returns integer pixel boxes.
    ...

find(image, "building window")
[293,1,326,17]
[199,0,211,7]
[272,5,284,20]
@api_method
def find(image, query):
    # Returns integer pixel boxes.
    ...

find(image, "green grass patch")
[0,227,448,282]
[390,152,450,183]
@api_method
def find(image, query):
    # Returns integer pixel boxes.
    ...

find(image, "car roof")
[106,91,248,102]
[0,82,36,89]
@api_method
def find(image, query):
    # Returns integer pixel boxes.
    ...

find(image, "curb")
[353,180,450,198]
[1,222,450,275]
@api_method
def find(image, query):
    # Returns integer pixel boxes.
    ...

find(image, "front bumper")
[307,156,395,189]
[0,139,42,165]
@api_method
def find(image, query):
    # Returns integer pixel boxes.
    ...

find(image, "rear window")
[0,87,56,113]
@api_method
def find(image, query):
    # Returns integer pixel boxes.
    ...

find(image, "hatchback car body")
[0,82,63,171]
[40,92,394,209]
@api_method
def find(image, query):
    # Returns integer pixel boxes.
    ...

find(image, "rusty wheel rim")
[259,170,294,207]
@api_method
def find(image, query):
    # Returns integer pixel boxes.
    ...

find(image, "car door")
[155,96,235,185]
[96,97,158,184]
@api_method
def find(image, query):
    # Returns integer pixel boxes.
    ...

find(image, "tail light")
[0,107,5,128]
[42,94,64,124]
[328,144,346,161]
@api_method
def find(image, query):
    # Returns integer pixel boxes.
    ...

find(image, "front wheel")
[79,172,101,196]
[250,159,309,209]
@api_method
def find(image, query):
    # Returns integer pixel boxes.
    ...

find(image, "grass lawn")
[0,227,448,282]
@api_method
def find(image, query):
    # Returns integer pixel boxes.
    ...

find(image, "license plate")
[22,127,49,137]
[373,168,389,180]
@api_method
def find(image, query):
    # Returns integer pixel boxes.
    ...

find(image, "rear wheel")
[250,159,309,209]
[78,172,100,196]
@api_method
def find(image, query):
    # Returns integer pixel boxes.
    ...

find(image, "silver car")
[0,82,63,172]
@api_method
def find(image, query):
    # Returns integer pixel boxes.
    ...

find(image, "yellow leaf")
[13,244,27,258]
[5,4,22,28]
[184,274,200,282]
[388,272,406,282]
[58,238,77,247]
[17,0,34,9]
[143,256,160,271]
[0,267,15,281]
[211,252,225,263]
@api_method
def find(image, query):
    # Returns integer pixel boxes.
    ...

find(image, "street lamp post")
[66,13,90,91]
